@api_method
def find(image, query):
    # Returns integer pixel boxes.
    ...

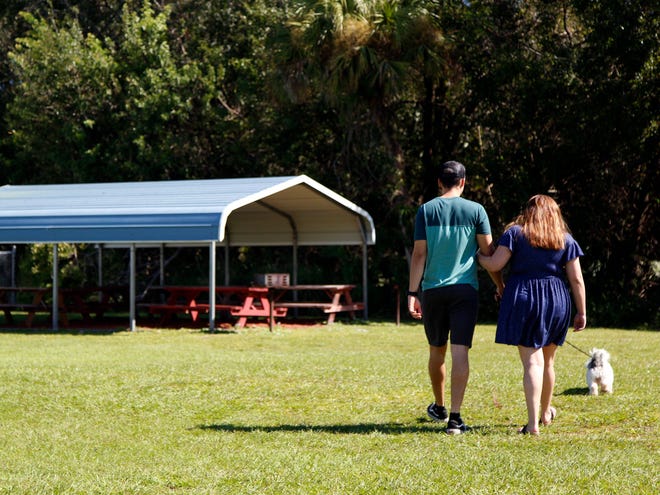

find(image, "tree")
[555,0,659,325]
[440,0,658,326]
[0,0,656,325]
[4,1,226,183]
[6,12,118,183]
[270,1,457,288]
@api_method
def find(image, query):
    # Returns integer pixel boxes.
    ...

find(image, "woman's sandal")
[540,407,557,427]
[518,424,539,435]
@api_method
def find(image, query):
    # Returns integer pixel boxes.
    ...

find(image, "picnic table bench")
[267,284,365,330]
[0,287,50,327]
[59,286,129,323]
[0,286,131,328]
[139,286,287,327]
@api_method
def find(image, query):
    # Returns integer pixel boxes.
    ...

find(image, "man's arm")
[408,239,427,319]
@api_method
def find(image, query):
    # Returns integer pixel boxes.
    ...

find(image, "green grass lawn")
[0,322,657,494]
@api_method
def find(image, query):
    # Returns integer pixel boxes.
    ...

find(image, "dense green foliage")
[0,1,657,326]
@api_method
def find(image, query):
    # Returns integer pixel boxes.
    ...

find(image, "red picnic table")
[0,287,50,327]
[139,285,287,328]
[267,284,365,330]
[0,286,130,328]
[59,286,128,323]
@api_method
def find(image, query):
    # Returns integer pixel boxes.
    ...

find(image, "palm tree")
[273,0,449,176]
[271,0,453,268]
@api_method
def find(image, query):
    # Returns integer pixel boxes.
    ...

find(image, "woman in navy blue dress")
[478,195,586,435]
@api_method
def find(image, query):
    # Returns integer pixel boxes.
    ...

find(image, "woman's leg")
[518,346,543,434]
[540,344,558,425]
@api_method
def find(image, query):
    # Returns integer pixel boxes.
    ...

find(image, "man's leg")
[449,344,469,413]
[446,285,478,416]
[428,344,447,407]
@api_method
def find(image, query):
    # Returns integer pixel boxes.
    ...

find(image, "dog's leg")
[588,382,599,396]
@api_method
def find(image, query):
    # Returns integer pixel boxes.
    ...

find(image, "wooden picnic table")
[0,286,129,328]
[0,287,50,327]
[59,286,128,323]
[139,285,287,328]
[267,284,365,330]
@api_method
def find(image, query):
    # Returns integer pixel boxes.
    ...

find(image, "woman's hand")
[573,313,586,331]
[494,284,504,302]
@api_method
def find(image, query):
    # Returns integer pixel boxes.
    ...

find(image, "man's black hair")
[438,161,466,187]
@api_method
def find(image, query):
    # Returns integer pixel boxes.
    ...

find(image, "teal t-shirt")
[414,196,491,290]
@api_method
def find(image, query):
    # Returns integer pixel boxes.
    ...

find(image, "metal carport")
[0,175,376,331]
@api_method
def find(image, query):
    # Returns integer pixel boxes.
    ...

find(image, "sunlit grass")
[0,323,657,494]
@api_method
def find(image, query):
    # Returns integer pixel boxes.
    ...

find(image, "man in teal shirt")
[408,161,502,434]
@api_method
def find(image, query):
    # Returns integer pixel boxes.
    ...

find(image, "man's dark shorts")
[421,284,479,348]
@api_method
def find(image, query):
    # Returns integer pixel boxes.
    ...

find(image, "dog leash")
[564,339,591,357]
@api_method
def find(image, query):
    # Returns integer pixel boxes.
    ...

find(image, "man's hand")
[408,294,422,320]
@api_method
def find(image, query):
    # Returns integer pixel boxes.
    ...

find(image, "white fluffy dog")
[586,348,614,396]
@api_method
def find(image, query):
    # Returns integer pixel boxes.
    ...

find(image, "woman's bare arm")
[566,257,587,331]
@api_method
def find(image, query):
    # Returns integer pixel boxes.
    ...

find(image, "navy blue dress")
[495,225,584,348]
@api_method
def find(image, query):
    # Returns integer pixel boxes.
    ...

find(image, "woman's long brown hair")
[514,195,568,250]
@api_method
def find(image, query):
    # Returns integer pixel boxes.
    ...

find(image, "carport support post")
[97,244,103,301]
[159,244,165,286]
[224,237,230,286]
[209,241,216,332]
[362,241,368,320]
[129,244,136,332]
[52,244,59,331]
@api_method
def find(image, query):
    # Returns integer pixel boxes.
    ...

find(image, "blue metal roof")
[0,175,376,245]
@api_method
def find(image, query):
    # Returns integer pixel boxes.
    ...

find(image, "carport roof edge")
[0,175,376,246]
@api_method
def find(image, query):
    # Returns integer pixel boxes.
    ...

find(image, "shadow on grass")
[0,326,130,336]
[0,325,245,336]
[559,387,590,396]
[0,316,245,335]
[196,420,499,435]
[199,422,441,435]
